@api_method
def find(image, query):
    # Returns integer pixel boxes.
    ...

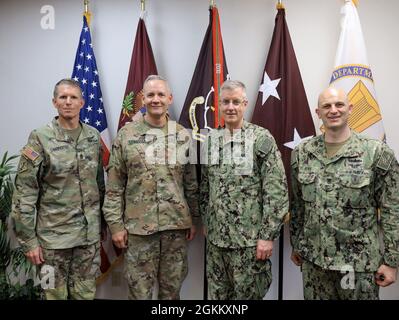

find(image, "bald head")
[316,86,353,132]
[318,87,348,108]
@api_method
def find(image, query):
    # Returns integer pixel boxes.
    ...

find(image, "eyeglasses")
[220,99,246,106]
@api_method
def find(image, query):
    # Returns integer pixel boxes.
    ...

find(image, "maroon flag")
[118,17,158,131]
[97,16,158,284]
[251,6,315,188]
[251,5,316,300]
[179,5,228,141]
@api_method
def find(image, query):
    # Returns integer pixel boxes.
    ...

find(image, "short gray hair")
[220,80,247,101]
[53,78,83,99]
[143,75,171,93]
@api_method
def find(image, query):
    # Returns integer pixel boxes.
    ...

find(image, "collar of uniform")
[221,120,249,146]
[134,114,169,136]
[51,117,95,143]
[327,131,363,161]
[305,130,363,164]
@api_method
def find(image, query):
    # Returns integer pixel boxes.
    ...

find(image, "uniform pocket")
[298,172,316,202]
[339,172,370,208]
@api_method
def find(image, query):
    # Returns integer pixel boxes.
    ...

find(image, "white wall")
[1,0,398,300]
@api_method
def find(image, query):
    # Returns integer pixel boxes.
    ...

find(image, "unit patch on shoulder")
[258,138,272,156]
[22,146,40,162]
[377,149,393,171]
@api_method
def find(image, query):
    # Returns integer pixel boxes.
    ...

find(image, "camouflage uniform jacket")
[12,117,104,253]
[290,132,399,272]
[200,121,289,248]
[102,117,199,236]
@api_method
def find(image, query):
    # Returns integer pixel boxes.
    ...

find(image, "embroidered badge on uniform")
[22,146,39,162]
[377,150,393,171]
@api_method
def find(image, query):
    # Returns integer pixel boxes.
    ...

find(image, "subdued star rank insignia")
[22,146,39,162]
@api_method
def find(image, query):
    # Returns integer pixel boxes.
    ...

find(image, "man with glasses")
[200,80,288,299]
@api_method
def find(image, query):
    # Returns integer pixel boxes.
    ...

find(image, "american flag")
[71,16,115,279]
[71,16,111,165]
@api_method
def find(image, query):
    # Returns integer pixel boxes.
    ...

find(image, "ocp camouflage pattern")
[12,118,104,252]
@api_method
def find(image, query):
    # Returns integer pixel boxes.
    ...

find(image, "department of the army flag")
[178,5,229,141]
[118,16,158,131]
[330,0,385,141]
[251,5,315,187]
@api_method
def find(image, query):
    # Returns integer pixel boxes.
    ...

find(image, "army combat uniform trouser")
[125,230,188,300]
[40,242,100,300]
[302,260,379,300]
[206,241,272,300]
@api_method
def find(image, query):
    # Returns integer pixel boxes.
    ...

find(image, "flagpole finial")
[83,0,91,25]
[210,0,215,8]
[276,0,285,10]
[141,0,145,12]
[352,0,359,7]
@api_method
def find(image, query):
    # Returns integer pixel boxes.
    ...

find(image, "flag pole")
[83,0,91,26]
[141,0,145,12]
[210,0,215,8]
[275,0,285,302]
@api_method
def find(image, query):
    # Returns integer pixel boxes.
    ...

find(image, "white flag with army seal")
[330,0,385,141]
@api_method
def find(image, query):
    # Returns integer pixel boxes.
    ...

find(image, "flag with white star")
[71,15,111,166]
[71,15,114,279]
[251,6,315,191]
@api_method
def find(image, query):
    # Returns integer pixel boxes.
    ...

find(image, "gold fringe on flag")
[95,254,125,286]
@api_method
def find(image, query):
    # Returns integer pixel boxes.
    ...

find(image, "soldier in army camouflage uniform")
[102,75,199,300]
[11,79,104,300]
[290,87,399,300]
[200,80,289,299]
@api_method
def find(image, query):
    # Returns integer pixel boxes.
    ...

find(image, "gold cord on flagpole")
[141,0,145,12]
[276,0,285,10]
[83,0,91,25]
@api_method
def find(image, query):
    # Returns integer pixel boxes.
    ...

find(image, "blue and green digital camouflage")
[102,117,199,236]
[200,121,289,248]
[11,117,104,252]
[290,131,399,272]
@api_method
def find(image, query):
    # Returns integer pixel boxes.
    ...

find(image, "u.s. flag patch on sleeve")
[22,146,39,162]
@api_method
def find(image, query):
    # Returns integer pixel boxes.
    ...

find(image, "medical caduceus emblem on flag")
[179,5,229,142]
